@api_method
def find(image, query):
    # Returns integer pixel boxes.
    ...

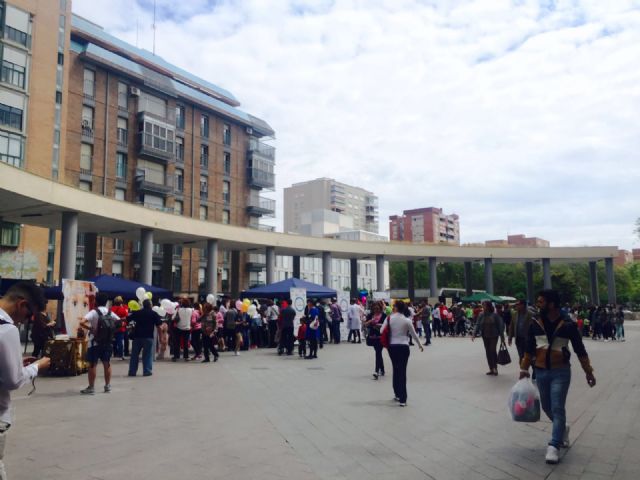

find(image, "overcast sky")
[73,0,640,250]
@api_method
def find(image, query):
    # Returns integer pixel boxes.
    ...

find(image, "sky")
[73,0,640,250]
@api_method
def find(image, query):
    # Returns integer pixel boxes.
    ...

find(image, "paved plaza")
[8,324,640,480]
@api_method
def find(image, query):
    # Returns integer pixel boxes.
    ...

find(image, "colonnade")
[58,212,618,305]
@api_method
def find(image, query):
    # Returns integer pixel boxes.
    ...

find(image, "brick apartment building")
[389,207,459,245]
[0,1,275,295]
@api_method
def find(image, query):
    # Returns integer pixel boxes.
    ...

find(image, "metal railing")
[117,128,128,147]
[248,138,275,160]
[81,123,94,140]
[4,26,31,49]
[247,166,275,189]
[83,80,95,101]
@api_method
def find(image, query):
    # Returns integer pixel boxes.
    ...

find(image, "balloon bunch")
[206,293,216,305]
[234,298,252,313]
[159,298,179,316]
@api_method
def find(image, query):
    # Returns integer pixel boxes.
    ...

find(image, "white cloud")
[73,0,640,249]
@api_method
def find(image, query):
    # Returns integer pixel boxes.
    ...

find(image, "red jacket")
[297,324,307,341]
[111,305,129,332]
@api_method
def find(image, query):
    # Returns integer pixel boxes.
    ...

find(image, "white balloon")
[248,305,257,316]
[136,287,146,301]
[165,304,176,315]
[206,293,215,305]
[152,306,160,313]
[157,307,166,317]
[160,299,172,309]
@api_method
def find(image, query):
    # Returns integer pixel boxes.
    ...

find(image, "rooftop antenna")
[152,0,157,55]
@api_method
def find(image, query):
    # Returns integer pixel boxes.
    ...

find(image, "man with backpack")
[79,292,121,394]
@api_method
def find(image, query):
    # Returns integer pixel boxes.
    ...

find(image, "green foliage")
[388,259,640,305]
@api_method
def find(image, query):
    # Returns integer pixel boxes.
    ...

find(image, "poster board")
[62,279,97,338]
[337,291,350,340]
[290,287,306,331]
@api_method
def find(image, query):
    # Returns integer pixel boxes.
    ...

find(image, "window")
[199,175,208,199]
[79,180,91,191]
[223,152,231,175]
[200,114,209,138]
[174,199,183,215]
[115,152,127,179]
[200,144,208,167]
[83,69,95,100]
[176,105,185,129]
[1,60,25,89]
[117,117,128,147]
[173,266,182,292]
[111,261,123,278]
[199,205,207,220]
[81,105,93,137]
[175,136,184,162]
[4,25,31,49]
[139,119,174,154]
[0,130,24,167]
[117,82,128,110]
[55,91,62,104]
[143,194,165,209]
[137,159,166,185]
[223,123,231,146]
[0,222,20,247]
[114,188,125,200]
[80,143,92,174]
[198,267,206,289]
[0,103,22,130]
[222,180,230,203]
[222,210,230,224]
[139,91,167,118]
[113,238,124,252]
[175,168,184,192]
[57,52,64,65]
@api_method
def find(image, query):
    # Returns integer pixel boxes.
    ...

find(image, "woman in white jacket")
[381,300,423,406]
[172,298,193,362]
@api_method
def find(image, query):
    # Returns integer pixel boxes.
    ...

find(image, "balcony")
[247,164,275,190]
[248,138,275,160]
[136,112,175,164]
[117,128,128,148]
[247,139,275,189]
[135,201,173,214]
[247,196,275,217]
[134,168,172,197]
[81,123,94,142]
[200,154,208,168]
[4,25,32,49]
[246,253,266,272]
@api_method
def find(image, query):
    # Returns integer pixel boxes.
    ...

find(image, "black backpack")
[94,309,116,347]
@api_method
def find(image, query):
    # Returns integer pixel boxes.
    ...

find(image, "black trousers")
[432,319,442,337]
[388,344,410,403]
[515,336,527,362]
[173,329,190,359]
[203,335,219,360]
[298,339,306,357]
[268,320,278,347]
[373,342,385,374]
[280,327,294,354]
[308,337,318,357]
[422,320,431,344]
[332,320,341,343]
[191,330,202,357]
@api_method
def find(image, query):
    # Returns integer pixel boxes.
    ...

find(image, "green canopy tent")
[460,292,505,303]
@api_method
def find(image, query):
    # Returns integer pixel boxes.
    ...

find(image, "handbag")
[497,340,511,365]
[380,319,391,349]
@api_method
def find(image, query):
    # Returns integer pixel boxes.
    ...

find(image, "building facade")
[389,207,460,245]
[0,2,276,296]
[279,179,386,292]
[284,178,379,234]
[485,234,550,248]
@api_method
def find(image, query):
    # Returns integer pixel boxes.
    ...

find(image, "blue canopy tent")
[240,277,337,299]
[43,274,172,300]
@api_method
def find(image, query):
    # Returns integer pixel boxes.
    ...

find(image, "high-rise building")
[284,178,379,234]
[279,178,386,292]
[389,207,460,245]
[0,3,276,295]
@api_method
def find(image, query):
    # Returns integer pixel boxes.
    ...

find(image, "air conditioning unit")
[96,259,103,268]
[217,267,223,274]
[246,127,253,135]
[129,86,140,97]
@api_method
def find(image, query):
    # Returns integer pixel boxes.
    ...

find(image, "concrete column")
[265,246,275,285]
[542,258,552,289]
[206,239,218,296]
[429,257,438,298]
[463,261,472,296]
[376,255,385,292]
[83,233,97,279]
[59,211,78,281]
[322,251,332,288]
[484,258,494,295]
[605,257,616,305]
[230,250,241,298]
[525,261,534,305]
[139,229,153,285]
[161,244,173,291]
[589,261,599,305]
[407,260,415,301]
[350,258,358,294]
[292,255,301,279]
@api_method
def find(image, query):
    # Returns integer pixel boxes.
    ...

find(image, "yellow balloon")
[145,291,153,300]
[241,303,249,313]
[243,298,251,306]
[128,300,141,311]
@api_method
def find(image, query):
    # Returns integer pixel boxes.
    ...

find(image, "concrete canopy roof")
[0,164,617,264]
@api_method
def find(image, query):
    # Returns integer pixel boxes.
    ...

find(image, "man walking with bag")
[519,289,596,465]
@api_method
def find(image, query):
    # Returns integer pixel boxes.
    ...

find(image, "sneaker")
[80,386,95,395]
[104,384,111,393]
[561,425,570,448]
[372,372,379,380]
[393,397,400,402]
[379,371,385,376]
[545,446,559,464]
[399,402,407,407]
[201,359,210,363]
[234,351,240,356]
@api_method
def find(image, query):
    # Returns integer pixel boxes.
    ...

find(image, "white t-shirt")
[83,307,120,346]
[176,307,193,331]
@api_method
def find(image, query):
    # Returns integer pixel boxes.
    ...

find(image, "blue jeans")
[114,332,125,358]
[129,338,154,376]
[616,324,624,339]
[535,367,571,448]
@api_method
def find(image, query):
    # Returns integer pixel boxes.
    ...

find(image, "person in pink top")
[214,305,226,351]
[190,302,203,360]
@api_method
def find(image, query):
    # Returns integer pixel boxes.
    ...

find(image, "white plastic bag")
[508,378,540,422]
